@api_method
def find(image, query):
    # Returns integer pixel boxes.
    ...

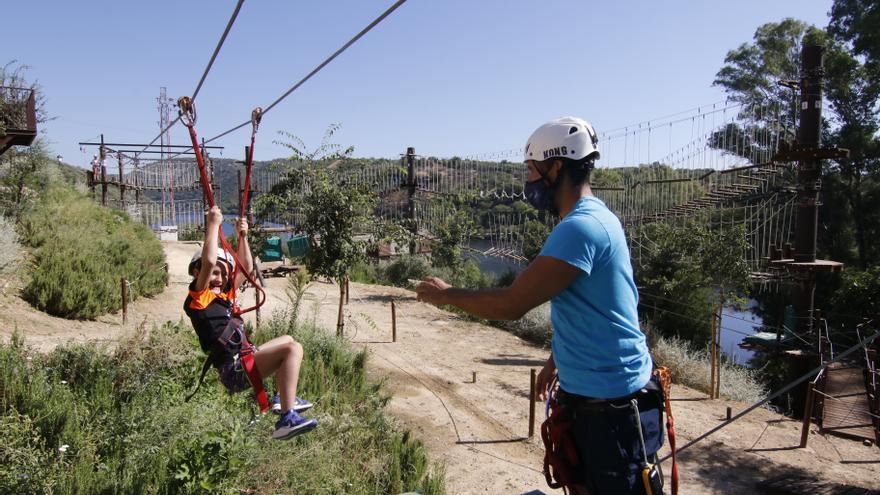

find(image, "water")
[720,300,761,365]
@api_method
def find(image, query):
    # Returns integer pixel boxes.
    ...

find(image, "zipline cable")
[153,0,408,163]
[135,0,247,158]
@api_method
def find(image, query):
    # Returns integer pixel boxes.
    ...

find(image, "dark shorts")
[217,357,252,394]
[559,386,665,495]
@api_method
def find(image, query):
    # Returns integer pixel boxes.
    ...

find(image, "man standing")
[416,117,664,494]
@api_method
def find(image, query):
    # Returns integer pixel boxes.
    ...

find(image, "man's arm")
[416,255,582,320]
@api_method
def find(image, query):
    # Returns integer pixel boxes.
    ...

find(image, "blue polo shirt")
[539,196,652,399]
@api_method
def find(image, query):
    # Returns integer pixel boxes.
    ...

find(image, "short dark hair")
[540,156,595,186]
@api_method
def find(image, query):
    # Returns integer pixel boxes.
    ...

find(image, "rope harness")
[179,96,269,413]
[540,368,679,495]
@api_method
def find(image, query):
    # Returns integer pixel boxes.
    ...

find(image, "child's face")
[196,263,230,294]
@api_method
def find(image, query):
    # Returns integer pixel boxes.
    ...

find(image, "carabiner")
[251,106,263,132]
[178,96,197,127]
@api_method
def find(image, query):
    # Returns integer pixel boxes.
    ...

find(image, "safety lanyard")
[178,96,266,317]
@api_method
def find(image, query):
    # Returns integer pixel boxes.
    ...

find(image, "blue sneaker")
[272,409,317,440]
[270,395,313,414]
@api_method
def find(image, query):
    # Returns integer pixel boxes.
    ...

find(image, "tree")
[429,200,476,270]
[714,17,880,269]
[255,124,378,335]
[633,221,751,347]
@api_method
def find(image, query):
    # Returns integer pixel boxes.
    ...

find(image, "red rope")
[180,97,265,317]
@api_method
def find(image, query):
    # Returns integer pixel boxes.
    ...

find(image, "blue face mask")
[524,165,560,214]
[524,179,554,212]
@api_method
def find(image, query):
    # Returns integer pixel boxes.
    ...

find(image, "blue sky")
[5,1,832,168]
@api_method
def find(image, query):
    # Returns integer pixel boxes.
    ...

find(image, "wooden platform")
[821,362,877,443]
[759,474,880,495]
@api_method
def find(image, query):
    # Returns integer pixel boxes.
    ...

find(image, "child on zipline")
[184,205,317,440]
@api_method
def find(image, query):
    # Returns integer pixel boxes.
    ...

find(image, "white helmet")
[524,117,600,163]
[189,249,236,276]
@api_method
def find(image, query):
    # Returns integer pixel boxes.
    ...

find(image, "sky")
[4,0,834,169]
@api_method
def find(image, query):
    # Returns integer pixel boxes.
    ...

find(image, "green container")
[261,236,284,262]
[287,235,309,258]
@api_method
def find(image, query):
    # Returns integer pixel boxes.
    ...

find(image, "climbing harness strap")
[540,377,579,494]
[653,366,679,495]
[541,400,580,493]
[238,344,269,413]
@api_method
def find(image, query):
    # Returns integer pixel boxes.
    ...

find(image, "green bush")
[384,255,431,287]
[19,186,167,319]
[0,315,444,495]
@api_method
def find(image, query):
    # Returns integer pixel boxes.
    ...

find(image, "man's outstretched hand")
[415,277,452,306]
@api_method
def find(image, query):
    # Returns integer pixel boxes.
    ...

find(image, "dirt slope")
[2,240,878,494]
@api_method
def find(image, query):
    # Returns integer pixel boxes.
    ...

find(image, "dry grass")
[649,333,768,404]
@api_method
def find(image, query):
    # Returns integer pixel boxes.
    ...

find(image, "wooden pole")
[726,406,732,421]
[710,309,718,399]
[345,277,350,305]
[391,300,397,342]
[800,381,816,447]
[121,278,129,325]
[255,288,261,329]
[715,297,723,399]
[337,280,345,337]
[529,368,537,437]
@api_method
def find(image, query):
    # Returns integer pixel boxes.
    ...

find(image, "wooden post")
[391,300,397,342]
[118,151,125,207]
[345,277,350,305]
[100,135,108,206]
[715,297,723,399]
[529,368,537,437]
[710,310,718,399]
[255,288,261,329]
[337,280,345,337]
[726,406,732,421]
[121,278,129,325]
[800,381,816,447]
[472,371,477,383]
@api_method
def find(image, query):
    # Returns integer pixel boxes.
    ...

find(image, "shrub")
[19,186,166,319]
[0,314,445,495]
[384,255,431,287]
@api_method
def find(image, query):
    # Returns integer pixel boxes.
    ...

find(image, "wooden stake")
[336,280,345,337]
[345,277,350,304]
[472,371,477,383]
[800,381,816,448]
[391,300,397,342]
[121,278,129,325]
[529,368,537,437]
[726,406,732,420]
[710,311,718,399]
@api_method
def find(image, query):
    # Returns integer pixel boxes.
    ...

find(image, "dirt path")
[2,240,878,494]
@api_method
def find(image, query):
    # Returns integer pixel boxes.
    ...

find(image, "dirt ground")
[2,240,878,494]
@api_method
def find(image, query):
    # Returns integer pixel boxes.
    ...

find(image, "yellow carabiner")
[178,96,197,126]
